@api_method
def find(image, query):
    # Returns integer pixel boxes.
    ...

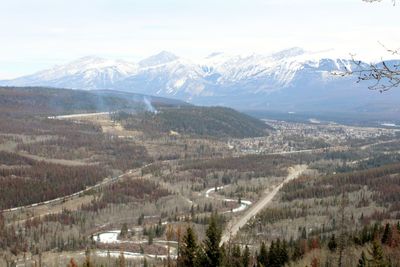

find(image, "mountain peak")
[75,55,104,61]
[68,56,107,65]
[59,56,137,75]
[270,47,305,60]
[206,52,224,58]
[139,51,179,67]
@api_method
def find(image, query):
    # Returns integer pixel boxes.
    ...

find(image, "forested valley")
[1,87,400,266]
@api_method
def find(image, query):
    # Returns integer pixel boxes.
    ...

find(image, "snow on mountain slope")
[1,56,138,89]
[117,57,213,98]
[138,51,179,68]
[193,48,356,96]
[1,48,392,112]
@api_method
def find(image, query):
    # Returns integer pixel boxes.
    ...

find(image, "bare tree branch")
[378,41,400,56]
[334,51,400,92]
[363,0,396,5]
[343,0,399,91]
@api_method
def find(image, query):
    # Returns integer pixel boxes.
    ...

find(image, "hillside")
[113,106,272,138]
[0,86,187,116]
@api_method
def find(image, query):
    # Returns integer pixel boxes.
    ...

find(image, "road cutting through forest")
[220,164,308,245]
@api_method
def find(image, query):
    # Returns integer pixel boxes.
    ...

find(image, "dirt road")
[220,164,307,244]
[48,112,111,119]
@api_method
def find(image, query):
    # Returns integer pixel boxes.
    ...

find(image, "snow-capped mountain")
[1,48,399,113]
[1,56,138,89]
[123,48,359,99]
[118,56,210,99]
[138,51,179,68]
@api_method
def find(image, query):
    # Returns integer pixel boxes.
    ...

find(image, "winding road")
[205,186,252,213]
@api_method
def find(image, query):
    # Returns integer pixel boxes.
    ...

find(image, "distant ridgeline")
[0,86,187,116]
[112,106,273,138]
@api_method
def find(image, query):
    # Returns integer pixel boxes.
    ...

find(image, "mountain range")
[1,48,399,117]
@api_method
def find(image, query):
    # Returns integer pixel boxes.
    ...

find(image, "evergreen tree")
[242,245,250,267]
[201,214,223,267]
[120,223,128,238]
[178,226,199,267]
[369,240,387,267]
[260,238,288,267]
[148,230,154,245]
[266,240,275,266]
[257,242,268,267]
[328,234,337,252]
[301,227,307,239]
[231,244,242,267]
[220,244,229,267]
[381,223,391,245]
[279,240,289,265]
[138,214,144,225]
[372,223,380,240]
[360,225,371,244]
[291,241,303,261]
[357,251,367,267]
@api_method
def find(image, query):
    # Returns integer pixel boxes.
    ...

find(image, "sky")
[0,0,399,79]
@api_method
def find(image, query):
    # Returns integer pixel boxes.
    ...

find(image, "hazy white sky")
[0,0,399,78]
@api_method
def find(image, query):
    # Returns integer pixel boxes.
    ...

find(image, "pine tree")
[381,223,391,245]
[292,240,303,261]
[138,214,144,225]
[276,238,282,265]
[242,245,250,267]
[369,240,387,267]
[257,242,268,267]
[231,244,242,267]
[178,226,199,267]
[220,244,229,267]
[279,240,289,266]
[201,214,223,267]
[357,251,367,267]
[120,223,128,238]
[148,230,154,245]
[301,227,307,239]
[328,234,337,252]
[265,241,276,266]
[360,225,371,244]
[372,223,380,240]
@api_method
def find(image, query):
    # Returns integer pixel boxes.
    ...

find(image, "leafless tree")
[362,0,395,5]
[336,49,400,92]
[335,0,399,92]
